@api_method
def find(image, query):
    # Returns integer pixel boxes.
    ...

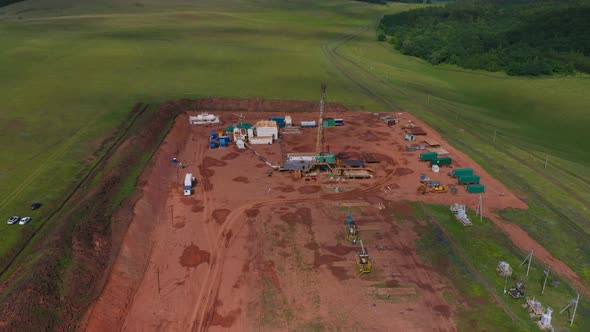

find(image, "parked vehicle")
[31,202,42,210]
[7,216,19,225]
[19,217,31,225]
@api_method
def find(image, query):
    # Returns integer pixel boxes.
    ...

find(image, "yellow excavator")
[418,181,448,195]
[356,240,372,275]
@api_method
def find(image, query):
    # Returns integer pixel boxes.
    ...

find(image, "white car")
[7,216,19,225]
[19,217,31,225]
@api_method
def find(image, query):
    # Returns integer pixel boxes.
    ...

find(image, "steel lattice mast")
[316,82,327,155]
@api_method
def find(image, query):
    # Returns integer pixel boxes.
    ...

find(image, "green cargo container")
[467,184,485,193]
[316,153,336,164]
[458,175,481,185]
[323,118,336,127]
[420,152,438,161]
[430,157,453,166]
[452,168,474,177]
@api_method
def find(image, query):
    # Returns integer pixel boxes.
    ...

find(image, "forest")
[379,1,590,76]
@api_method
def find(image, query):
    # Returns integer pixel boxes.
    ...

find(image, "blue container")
[335,119,345,126]
[218,136,231,145]
[210,130,218,139]
[209,141,217,149]
[269,117,285,128]
[219,140,227,147]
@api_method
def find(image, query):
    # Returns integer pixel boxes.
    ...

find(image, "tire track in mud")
[191,178,398,331]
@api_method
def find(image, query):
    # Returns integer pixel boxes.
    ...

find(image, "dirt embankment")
[0,101,182,331]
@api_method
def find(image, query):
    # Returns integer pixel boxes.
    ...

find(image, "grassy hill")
[0,0,589,330]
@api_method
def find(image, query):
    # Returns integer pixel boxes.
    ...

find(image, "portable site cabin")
[284,115,293,127]
[300,121,317,128]
[184,173,195,196]
[452,168,474,178]
[255,120,279,140]
[249,136,273,145]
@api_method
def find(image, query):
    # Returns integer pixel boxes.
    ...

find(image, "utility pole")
[542,266,551,294]
[475,194,483,222]
[544,154,549,169]
[560,293,580,326]
[520,249,533,276]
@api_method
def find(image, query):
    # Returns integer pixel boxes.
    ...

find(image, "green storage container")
[467,184,485,193]
[420,152,438,161]
[316,153,336,164]
[452,168,474,177]
[458,175,480,185]
[322,118,336,127]
[430,157,453,166]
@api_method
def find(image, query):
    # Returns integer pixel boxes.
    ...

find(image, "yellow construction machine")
[417,182,448,195]
[356,240,372,275]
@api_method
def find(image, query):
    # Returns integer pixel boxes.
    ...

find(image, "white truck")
[184,173,195,196]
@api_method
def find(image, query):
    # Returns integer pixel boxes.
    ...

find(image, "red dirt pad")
[80,103,590,332]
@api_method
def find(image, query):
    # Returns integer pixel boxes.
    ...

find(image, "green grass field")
[1,0,589,329]
[0,0,401,267]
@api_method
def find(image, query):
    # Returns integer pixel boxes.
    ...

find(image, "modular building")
[452,168,474,178]
[420,152,438,161]
[467,184,485,193]
[430,157,453,167]
[458,175,480,185]
[249,136,273,145]
[287,153,316,162]
[255,120,279,140]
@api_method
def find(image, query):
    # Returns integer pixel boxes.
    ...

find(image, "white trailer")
[184,173,195,196]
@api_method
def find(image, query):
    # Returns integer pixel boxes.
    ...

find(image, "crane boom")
[316,82,327,155]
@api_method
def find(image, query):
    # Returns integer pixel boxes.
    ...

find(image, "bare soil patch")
[212,209,231,225]
[180,245,210,268]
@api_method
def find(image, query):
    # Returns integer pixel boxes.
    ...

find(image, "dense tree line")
[0,0,23,7]
[353,0,388,5]
[379,1,590,76]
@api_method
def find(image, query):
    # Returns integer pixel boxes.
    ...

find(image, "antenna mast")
[316,82,327,155]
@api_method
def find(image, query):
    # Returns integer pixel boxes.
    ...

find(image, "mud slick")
[81,100,583,331]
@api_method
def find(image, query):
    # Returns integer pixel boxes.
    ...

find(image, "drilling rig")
[311,83,336,172]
